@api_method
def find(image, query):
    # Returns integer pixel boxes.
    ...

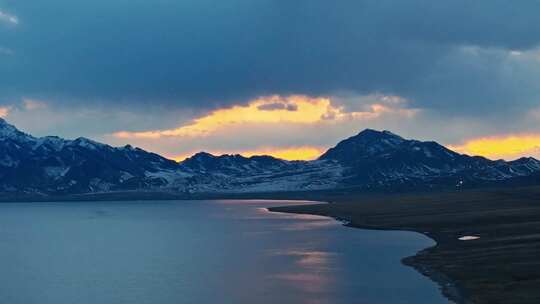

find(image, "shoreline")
[344,220,468,304]
[268,187,540,304]
[402,245,466,304]
[268,206,466,304]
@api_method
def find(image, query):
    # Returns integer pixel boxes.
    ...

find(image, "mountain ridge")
[0,118,538,196]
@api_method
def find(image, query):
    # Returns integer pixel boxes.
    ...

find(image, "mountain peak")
[319,127,471,169]
[180,152,217,165]
[356,129,403,140]
[0,118,17,130]
[319,129,405,161]
[191,151,216,159]
[0,118,33,141]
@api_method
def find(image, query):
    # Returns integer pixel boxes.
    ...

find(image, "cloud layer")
[2,1,540,160]
[3,1,540,112]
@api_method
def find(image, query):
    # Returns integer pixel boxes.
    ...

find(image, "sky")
[1,1,540,161]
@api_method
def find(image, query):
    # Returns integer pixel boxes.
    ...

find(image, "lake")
[0,200,450,304]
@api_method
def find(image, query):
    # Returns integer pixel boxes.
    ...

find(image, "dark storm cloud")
[2,0,540,115]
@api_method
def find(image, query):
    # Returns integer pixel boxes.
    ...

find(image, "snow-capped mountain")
[0,119,179,194]
[319,129,540,189]
[0,119,539,196]
[175,152,343,193]
[180,152,291,175]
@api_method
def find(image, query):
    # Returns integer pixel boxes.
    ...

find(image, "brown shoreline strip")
[269,186,540,304]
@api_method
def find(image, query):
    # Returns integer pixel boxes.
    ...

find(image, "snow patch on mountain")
[0,118,538,195]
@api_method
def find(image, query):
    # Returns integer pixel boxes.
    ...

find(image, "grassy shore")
[269,186,540,304]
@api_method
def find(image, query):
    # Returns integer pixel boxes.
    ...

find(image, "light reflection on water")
[0,200,450,304]
[268,249,338,295]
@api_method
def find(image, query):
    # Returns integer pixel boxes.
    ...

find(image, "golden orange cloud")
[113,95,417,139]
[448,134,540,160]
[172,146,325,162]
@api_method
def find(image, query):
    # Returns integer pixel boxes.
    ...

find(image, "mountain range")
[0,118,538,197]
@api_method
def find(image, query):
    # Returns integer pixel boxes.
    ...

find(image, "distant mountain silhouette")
[0,118,538,196]
[0,118,178,194]
[320,129,540,188]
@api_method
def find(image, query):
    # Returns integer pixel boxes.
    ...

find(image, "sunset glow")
[448,134,540,160]
[114,96,334,139]
[0,107,9,118]
[113,95,415,140]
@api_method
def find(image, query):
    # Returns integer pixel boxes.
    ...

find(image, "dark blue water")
[0,200,450,304]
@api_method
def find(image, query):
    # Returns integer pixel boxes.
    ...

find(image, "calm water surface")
[0,200,450,304]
